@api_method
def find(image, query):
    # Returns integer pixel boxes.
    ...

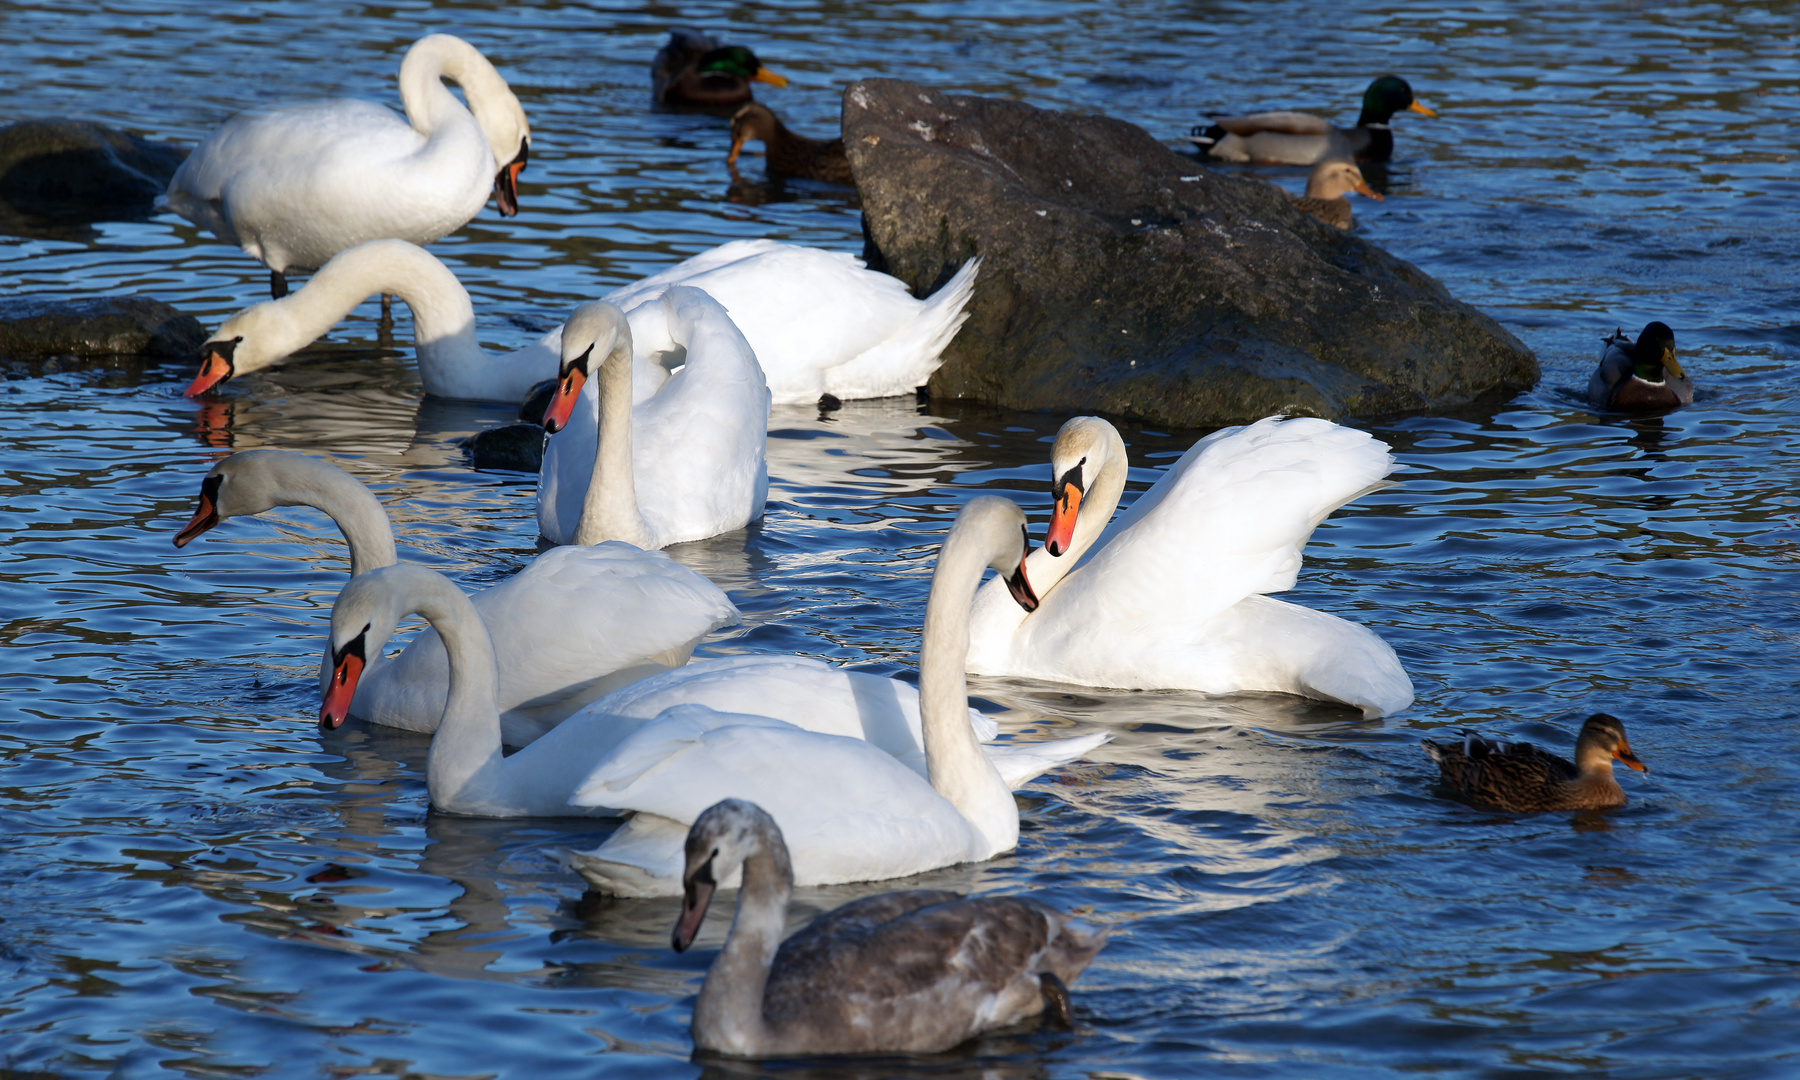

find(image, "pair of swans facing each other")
[319,496,1107,896]
[164,34,530,299]
[183,237,979,410]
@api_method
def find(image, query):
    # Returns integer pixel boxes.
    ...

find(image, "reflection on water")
[4,0,1800,1077]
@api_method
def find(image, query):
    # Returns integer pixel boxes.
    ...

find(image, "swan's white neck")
[1032,423,1128,595]
[573,329,654,548]
[232,451,398,577]
[397,34,521,169]
[402,571,509,810]
[694,824,789,1054]
[920,520,1020,856]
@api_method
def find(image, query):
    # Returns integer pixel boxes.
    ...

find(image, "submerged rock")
[464,423,545,473]
[0,119,186,235]
[0,295,205,359]
[843,79,1537,426]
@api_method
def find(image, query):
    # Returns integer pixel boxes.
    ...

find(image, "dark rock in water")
[465,423,545,473]
[0,295,205,359]
[843,79,1538,427]
[0,119,187,236]
[518,378,558,424]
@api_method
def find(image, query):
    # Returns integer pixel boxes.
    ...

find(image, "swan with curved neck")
[671,798,1106,1056]
[175,448,736,745]
[967,415,1413,717]
[165,33,529,302]
[538,293,770,549]
[318,497,1081,842]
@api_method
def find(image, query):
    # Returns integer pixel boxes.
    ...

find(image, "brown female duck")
[1587,321,1692,411]
[1423,713,1648,812]
[1290,159,1382,229]
[727,103,852,185]
[652,28,787,108]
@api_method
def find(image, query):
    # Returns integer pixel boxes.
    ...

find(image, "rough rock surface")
[0,296,206,359]
[843,80,1537,426]
[0,119,185,222]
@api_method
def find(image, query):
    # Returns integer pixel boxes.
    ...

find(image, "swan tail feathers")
[985,730,1110,789]
[823,256,981,400]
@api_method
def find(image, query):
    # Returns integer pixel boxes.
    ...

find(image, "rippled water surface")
[5,1,1800,1076]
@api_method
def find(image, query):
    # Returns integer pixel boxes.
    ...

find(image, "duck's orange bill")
[726,135,747,169]
[752,68,788,88]
[542,363,589,433]
[1409,100,1438,118]
[320,646,366,731]
[173,475,222,548]
[671,873,716,952]
[1615,743,1648,772]
[1045,482,1081,557]
[1355,178,1385,201]
[184,346,234,397]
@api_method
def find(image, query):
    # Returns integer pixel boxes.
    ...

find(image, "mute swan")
[671,798,1106,1056]
[1188,74,1436,165]
[538,294,769,549]
[164,34,530,301]
[652,29,788,108]
[966,415,1414,718]
[317,498,1099,836]
[180,239,673,401]
[175,448,736,745]
[1423,713,1648,812]
[565,496,1102,896]
[1587,322,1691,411]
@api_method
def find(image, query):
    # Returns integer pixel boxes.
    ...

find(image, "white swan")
[175,448,736,745]
[966,415,1414,718]
[537,294,770,548]
[595,239,981,405]
[671,798,1106,1057]
[316,498,1099,839]
[164,33,530,302]
[180,239,670,403]
[566,496,1105,896]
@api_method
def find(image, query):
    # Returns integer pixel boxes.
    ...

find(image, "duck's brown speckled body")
[1587,321,1692,411]
[672,799,1105,1057]
[728,103,852,185]
[1422,713,1648,812]
[652,29,787,109]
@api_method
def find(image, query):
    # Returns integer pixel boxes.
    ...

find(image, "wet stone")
[0,295,205,360]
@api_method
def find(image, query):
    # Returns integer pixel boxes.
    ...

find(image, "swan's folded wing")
[1209,111,1335,137]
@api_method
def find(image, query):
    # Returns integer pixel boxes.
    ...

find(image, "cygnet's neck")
[694,824,791,1055]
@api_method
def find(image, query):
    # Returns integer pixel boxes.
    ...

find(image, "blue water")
[3,1,1799,1076]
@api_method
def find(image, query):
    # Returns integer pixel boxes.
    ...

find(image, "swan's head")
[413,32,532,217]
[172,449,307,547]
[543,301,631,433]
[1632,322,1681,381]
[1045,416,1121,557]
[1573,713,1648,776]
[1305,159,1383,203]
[320,564,428,731]
[184,300,309,396]
[953,495,1039,612]
[672,798,791,952]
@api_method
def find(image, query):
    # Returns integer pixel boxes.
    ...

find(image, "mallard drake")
[1189,74,1436,165]
[652,28,787,108]
[727,103,852,184]
[1422,713,1648,813]
[1290,159,1382,229]
[1587,321,1692,411]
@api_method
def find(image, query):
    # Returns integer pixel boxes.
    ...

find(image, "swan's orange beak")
[1005,524,1039,612]
[1046,479,1082,557]
[494,140,528,218]
[173,474,223,548]
[542,347,592,434]
[320,632,367,732]
[672,858,717,952]
[1615,741,1648,773]
[185,340,238,397]
[752,68,788,88]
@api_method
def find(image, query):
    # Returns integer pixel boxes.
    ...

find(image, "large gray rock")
[0,296,205,359]
[844,80,1537,426]
[0,119,186,236]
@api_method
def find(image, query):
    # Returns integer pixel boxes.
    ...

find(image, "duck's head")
[1305,159,1384,202]
[542,300,631,434]
[672,798,791,952]
[1358,75,1436,126]
[698,45,787,88]
[320,564,424,731]
[1631,321,1682,381]
[727,103,780,166]
[1574,712,1648,774]
[1045,417,1121,557]
[184,300,306,396]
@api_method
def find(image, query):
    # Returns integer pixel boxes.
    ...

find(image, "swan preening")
[182,238,977,409]
[316,496,1103,892]
[538,294,770,549]
[967,415,1414,718]
[175,449,736,745]
[164,34,529,302]
[673,798,1106,1056]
